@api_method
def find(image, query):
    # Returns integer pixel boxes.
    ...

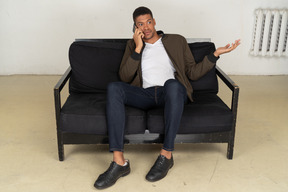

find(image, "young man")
[94,6,240,189]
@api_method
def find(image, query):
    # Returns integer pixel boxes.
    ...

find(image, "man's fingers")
[234,39,241,47]
[225,44,230,48]
[135,28,143,36]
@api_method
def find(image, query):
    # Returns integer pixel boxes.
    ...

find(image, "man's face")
[134,14,157,42]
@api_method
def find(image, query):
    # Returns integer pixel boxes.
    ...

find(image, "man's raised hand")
[214,39,241,57]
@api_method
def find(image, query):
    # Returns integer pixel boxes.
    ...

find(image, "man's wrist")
[213,51,220,57]
[208,52,220,63]
[135,47,142,54]
[131,51,141,60]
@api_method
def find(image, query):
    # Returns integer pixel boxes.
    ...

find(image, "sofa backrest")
[189,42,218,94]
[68,39,218,94]
[69,40,126,93]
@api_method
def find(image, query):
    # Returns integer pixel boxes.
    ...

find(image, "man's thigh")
[111,82,157,110]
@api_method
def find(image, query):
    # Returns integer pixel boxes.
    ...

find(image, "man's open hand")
[214,39,241,57]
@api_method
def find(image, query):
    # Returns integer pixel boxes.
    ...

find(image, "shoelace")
[153,156,168,169]
[101,163,117,179]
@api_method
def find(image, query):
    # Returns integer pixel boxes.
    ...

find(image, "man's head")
[133,6,153,23]
[133,6,158,43]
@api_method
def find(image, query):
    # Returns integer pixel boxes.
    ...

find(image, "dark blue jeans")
[107,79,187,152]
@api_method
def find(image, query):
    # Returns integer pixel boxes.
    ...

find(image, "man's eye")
[138,23,143,26]
[148,21,151,24]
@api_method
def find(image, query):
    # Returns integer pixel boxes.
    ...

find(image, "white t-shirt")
[141,38,176,88]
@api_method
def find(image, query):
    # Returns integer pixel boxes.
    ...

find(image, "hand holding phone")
[133,23,144,53]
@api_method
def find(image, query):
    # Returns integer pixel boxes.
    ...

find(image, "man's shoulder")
[125,39,136,49]
[162,33,187,44]
[165,33,185,39]
[127,39,135,45]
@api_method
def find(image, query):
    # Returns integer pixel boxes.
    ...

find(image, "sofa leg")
[227,142,234,160]
[57,131,64,161]
[58,144,64,161]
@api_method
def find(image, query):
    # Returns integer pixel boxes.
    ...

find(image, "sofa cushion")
[147,93,233,134]
[59,93,146,135]
[68,41,126,93]
[188,42,218,94]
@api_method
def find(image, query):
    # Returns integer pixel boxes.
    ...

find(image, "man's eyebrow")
[137,19,152,24]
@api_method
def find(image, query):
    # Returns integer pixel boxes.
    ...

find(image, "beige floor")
[0,75,287,192]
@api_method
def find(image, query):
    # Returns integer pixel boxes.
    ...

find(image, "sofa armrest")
[216,66,238,91]
[216,65,239,112]
[54,67,72,124]
[215,65,239,159]
[54,66,72,92]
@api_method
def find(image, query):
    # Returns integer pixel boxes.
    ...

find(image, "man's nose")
[143,23,148,29]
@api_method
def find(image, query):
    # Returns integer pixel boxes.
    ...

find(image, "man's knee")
[164,79,187,101]
[164,79,185,92]
[107,82,126,100]
[107,82,124,93]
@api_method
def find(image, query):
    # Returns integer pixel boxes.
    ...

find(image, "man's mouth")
[144,31,151,36]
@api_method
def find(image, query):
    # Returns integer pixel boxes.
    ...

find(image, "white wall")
[0,0,288,75]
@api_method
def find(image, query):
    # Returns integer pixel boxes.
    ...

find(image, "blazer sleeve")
[183,39,219,81]
[119,41,141,83]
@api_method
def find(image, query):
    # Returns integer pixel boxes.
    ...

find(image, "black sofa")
[54,39,239,161]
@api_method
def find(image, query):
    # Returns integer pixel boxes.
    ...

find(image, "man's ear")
[153,18,156,26]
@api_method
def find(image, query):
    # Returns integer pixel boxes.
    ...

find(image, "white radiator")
[250,9,288,57]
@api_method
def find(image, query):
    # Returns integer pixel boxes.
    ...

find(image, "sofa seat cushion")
[147,93,233,134]
[59,93,146,135]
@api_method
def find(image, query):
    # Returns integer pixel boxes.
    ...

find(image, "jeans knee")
[164,79,187,102]
[107,82,125,100]
[164,79,177,87]
[165,79,186,93]
[107,82,123,92]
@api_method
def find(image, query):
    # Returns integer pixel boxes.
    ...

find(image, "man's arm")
[119,27,145,83]
[119,41,141,83]
[185,39,241,81]
[184,40,218,81]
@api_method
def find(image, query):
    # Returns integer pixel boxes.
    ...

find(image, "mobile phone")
[132,23,137,33]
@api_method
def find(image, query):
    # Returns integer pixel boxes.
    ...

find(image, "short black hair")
[133,6,153,22]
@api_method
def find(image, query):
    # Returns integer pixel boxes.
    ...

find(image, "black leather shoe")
[94,161,130,189]
[146,155,174,182]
